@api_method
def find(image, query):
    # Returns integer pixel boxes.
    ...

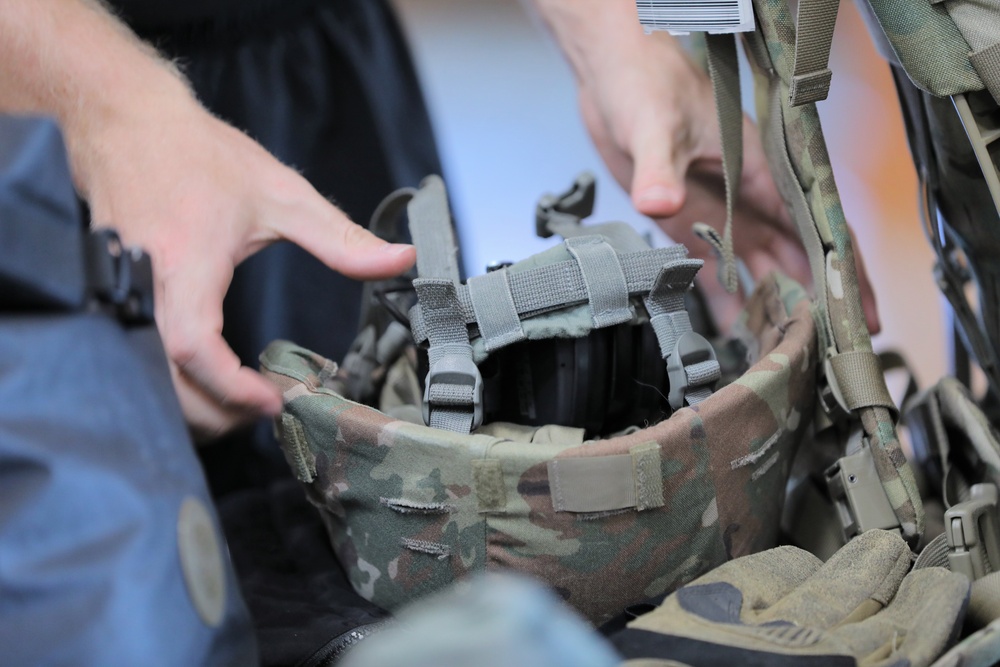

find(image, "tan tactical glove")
[612,530,969,667]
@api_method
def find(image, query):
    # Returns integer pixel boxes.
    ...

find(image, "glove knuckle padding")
[621,530,970,667]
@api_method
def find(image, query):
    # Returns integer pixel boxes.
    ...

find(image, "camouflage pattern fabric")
[748,0,925,540]
[860,0,983,97]
[261,272,816,624]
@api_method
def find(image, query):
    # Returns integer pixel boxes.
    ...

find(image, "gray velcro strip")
[414,278,478,433]
[467,268,526,352]
[565,236,634,328]
[414,279,471,351]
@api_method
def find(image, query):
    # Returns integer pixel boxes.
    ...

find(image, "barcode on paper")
[636,0,755,35]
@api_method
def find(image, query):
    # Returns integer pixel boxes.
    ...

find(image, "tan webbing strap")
[548,443,664,513]
[757,69,832,341]
[970,44,1000,105]
[750,0,923,541]
[705,33,742,295]
[828,350,896,413]
[789,0,841,106]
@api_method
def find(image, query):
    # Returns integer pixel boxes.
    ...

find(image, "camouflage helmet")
[260,174,818,623]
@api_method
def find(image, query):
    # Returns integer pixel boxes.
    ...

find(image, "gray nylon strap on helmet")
[409,175,462,284]
[406,176,483,434]
[645,262,721,408]
[467,267,526,352]
[788,0,841,106]
[564,236,635,328]
[548,219,651,252]
[402,173,718,432]
[408,245,692,347]
[415,278,482,433]
[644,264,694,356]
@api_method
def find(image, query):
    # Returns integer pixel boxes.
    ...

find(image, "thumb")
[277,196,417,280]
[629,126,688,219]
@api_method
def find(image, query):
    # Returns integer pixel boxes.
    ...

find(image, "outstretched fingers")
[275,187,416,280]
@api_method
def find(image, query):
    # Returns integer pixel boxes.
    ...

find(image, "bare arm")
[0,0,417,439]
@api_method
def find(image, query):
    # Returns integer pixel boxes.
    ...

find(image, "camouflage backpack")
[853,0,1000,402]
[258,0,928,631]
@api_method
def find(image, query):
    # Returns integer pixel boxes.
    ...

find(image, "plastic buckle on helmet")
[535,172,596,238]
[825,428,902,542]
[945,483,1000,581]
[666,331,719,410]
[422,353,484,431]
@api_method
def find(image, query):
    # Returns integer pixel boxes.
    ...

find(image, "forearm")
[525,0,684,84]
[0,0,195,197]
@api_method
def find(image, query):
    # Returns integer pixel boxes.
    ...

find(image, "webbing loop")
[565,236,634,328]
[826,350,896,415]
[789,0,840,106]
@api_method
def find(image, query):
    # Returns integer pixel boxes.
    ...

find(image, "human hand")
[576,32,879,334]
[73,84,415,441]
